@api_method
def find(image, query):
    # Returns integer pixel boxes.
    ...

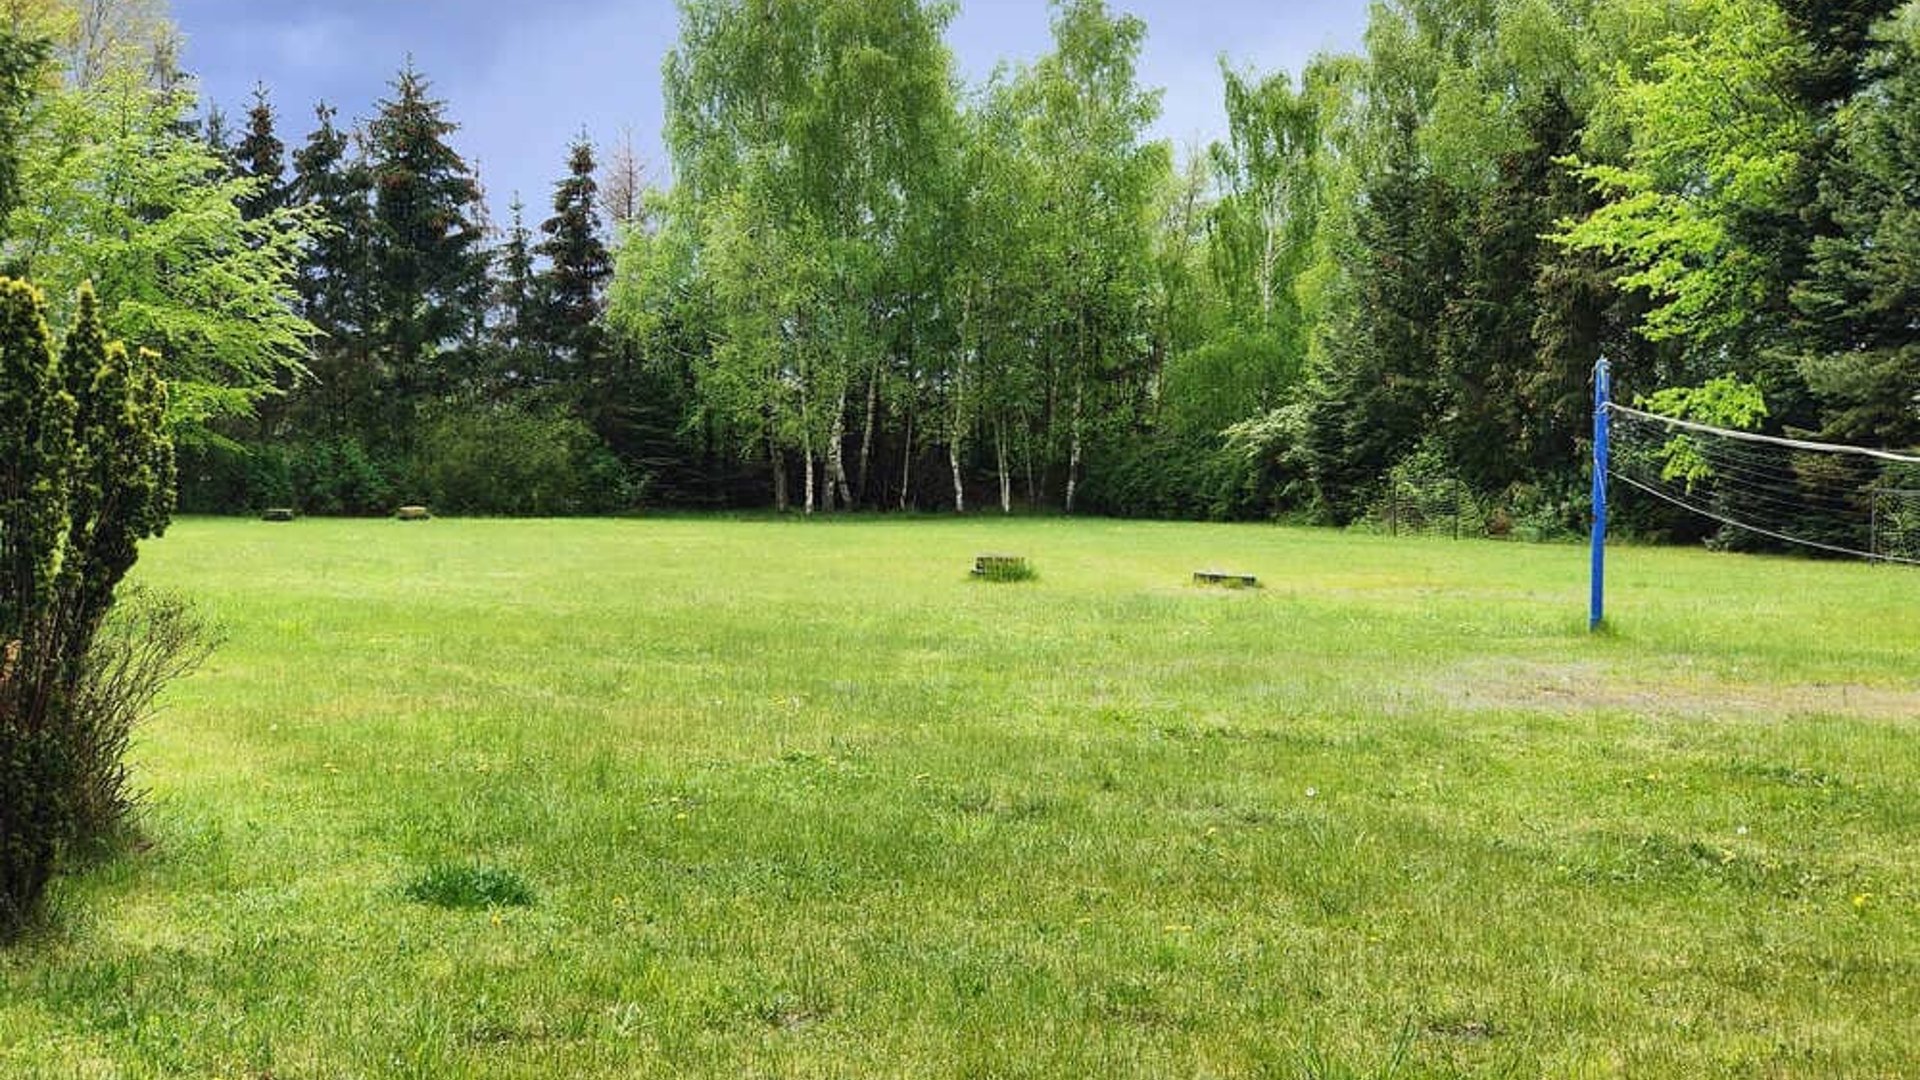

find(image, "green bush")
[1,281,177,936]
[408,404,640,517]
[290,437,394,516]
[1078,434,1275,522]
[1364,442,1488,538]
[177,437,391,516]
[64,589,216,853]
[973,558,1037,583]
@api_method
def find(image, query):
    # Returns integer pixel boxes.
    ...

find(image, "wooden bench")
[261,508,296,523]
[1194,570,1259,589]
[396,506,433,522]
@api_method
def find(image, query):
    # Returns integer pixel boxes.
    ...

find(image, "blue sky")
[174,0,1372,221]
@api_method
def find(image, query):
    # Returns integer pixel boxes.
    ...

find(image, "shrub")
[1078,434,1276,523]
[175,438,264,515]
[178,436,398,517]
[1,280,177,936]
[1364,442,1488,538]
[408,403,639,517]
[64,588,216,852]
[290,436,395,516]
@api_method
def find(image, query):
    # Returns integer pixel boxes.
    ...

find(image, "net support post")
[1590,357,1612,632]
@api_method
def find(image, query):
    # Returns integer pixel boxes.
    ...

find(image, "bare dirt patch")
[1428,660,1920,721]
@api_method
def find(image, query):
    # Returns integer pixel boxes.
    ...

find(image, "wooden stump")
[396,506,433,522]
[1194,570,1259,589]
[261,508,296,523]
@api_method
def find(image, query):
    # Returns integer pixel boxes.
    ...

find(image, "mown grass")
[1,516,1915,1078]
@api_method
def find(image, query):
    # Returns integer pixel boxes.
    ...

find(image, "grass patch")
[972,554,1037,582]
[0,516,1914,1077]
[403,864,535,910]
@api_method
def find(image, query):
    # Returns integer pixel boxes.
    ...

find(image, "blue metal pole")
[1590,357,1612,632]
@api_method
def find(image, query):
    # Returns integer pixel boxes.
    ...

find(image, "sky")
[173,0,1373,221]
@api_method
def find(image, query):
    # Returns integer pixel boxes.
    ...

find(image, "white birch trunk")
[997,424,1012,515]
[801,421,815,516]
[856,362,879,503]
[950,440,965,514]
[1065,381,1084,514]
[899,408,914,512]
[827,387,852,512]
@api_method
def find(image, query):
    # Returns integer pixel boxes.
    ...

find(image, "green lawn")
[3,517,1916,1078]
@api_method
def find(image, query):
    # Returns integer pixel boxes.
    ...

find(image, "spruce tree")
[1302,132,1460,521]
[1439,90,1599,491]
[365,63,488,429]
[199,103,233,169]
[489,195,540,393]
[532,136,613,391]
[234,84,287,222]
[1792,6,1920,447]
[289,102,379,436]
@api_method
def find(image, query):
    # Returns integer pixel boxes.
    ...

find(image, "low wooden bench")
[396,505,433,522]
[1194,570,1259,589]
[261,508,296,523]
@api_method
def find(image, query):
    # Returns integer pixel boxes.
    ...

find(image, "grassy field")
[2,516,1916,1078]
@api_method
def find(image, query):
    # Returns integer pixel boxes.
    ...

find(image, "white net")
[1607,404,1920,565]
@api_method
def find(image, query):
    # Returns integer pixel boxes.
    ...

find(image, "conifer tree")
[598,127,646,231]
[532,136,613,390]
[365,63,487,430]
[289,102,378,435]
[489,195,540,393]
[1,279,173,935]
[199,102,232,167]
[1792,4,1920,446]
[233,84,286,222]
[1301,133,1460,521]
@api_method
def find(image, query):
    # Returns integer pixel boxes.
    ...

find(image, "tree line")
[12,0,1920,530]
[627,0,1918,531]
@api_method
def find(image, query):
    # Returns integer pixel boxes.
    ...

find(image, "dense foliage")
[0,280,177,935]
[118,0,1920,525]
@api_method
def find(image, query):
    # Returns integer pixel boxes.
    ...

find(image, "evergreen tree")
[1302,132,1461,521]
[1792,3,1920,447]
[2,278,173,935]
[489,195,540,393]
[288,102,378,436]
[199,102,232,167]
[233,84,287,222]
[531,136,612,390]
[364,63,487,433]
[1438,89,1593,491]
